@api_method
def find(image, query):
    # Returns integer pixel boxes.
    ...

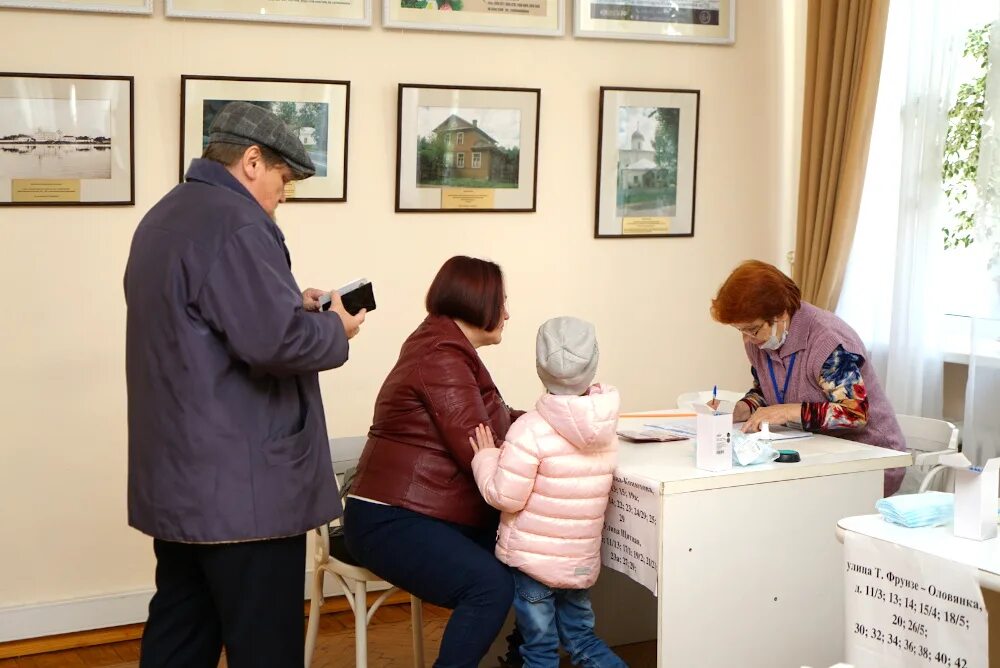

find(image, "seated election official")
[709,260,906,496]
[344,256,522,668]
[124,101,365,668]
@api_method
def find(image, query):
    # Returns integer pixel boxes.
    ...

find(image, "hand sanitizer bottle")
[758,421,773,448]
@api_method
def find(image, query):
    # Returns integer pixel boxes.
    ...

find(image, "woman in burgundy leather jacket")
[345,256,521,668]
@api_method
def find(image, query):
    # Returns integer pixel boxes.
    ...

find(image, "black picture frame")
[0,72,135,207]
[594,86,700,238]
[180,75,351,203]
[395,83,541,213]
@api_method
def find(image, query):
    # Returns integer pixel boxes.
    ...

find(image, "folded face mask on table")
[731,431,780,466]
[875,491,955,528]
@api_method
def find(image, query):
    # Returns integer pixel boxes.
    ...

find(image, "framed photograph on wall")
[166,0,370,26]
[0,0,151,14]
[0,72,134,207]
[395,84,540,213]
[383,0,562,36]
[575,0,734,44]
[180,75,350,202]
[594,87,699,238]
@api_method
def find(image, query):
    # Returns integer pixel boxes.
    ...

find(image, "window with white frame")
[472,152,482,168]
[456,152,465,168]
[456,131,464,146]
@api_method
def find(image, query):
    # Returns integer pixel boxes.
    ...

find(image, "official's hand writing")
[327,291,366,339]
[707,399,751,422]
[302,288,327,312]
[468,423,497,454]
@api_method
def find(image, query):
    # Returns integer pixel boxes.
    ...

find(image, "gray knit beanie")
[535,317,599,396]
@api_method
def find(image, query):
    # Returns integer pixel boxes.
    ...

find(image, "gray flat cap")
[208,101,316,179]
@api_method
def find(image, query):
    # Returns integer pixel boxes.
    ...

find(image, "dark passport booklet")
[320,279,376,315]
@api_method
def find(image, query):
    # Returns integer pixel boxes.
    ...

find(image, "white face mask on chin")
[759,320,788,351]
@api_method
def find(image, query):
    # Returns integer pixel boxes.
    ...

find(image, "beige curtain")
[794,0,890,310]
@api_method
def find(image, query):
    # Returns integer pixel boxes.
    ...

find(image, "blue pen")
[712,385,718,415]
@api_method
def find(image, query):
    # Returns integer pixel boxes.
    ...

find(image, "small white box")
[940,452,1000,541]
[694,404,733,472]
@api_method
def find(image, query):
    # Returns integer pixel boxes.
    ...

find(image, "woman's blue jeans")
[512,570,627,668]
[343,498,513,668]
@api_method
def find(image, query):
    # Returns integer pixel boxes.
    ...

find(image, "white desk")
[589,413,911,668]
[836,515,1000,667]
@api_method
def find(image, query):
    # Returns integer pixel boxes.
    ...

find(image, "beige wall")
[0,1,798,614]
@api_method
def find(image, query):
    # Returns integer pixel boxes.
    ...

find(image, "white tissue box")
[940,453,1000,541]
[694,405,733,472]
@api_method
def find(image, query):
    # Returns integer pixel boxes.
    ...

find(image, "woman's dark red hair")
[426,256,505,331]
[710,260,801,324]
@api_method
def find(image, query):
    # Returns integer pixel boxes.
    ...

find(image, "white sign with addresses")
[844,532,987,668]
[601,472,660,594]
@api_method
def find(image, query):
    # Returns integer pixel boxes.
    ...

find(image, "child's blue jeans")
[511,569,627,668]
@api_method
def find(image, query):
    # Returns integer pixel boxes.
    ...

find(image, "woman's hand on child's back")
[468,423,498,454]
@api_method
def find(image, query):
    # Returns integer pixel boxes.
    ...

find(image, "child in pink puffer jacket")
[470,316,626,668]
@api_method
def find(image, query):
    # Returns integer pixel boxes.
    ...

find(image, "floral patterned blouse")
[740,345,868,431]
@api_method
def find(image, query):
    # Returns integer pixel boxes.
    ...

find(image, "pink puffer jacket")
[471,384,620,589]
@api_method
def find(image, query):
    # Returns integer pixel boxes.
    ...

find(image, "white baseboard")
[0,570,389,643]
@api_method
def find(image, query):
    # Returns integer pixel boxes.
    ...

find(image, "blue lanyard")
[766,353,797,405]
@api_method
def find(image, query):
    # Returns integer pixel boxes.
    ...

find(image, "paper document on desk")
[617,428,687,443]
[643,418,698,439]
[734,423,813,441]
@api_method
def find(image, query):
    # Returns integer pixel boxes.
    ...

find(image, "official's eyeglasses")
[734,320,770,337]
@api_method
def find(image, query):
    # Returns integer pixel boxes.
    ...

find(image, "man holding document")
[707,260,906,496]
[124,101,365,667]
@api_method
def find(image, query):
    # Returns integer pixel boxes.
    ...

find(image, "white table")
[836,514,1000,592]
[589,413,912,668]
[836,515,1000,667]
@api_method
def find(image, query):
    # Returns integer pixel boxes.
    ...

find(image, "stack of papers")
[617,428,687,443]
[636,419,813,442]
[875,492,954,528]
[643,421,697,439]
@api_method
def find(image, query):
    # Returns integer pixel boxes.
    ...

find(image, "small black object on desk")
[775,449,801,463]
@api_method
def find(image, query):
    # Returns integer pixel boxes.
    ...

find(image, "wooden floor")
[0,603,656,668]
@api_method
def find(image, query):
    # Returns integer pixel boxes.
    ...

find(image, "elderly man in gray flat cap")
[123,101,366,667]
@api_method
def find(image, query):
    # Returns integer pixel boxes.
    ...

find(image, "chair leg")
[304,568,324,668]
[410,594,425,668]
[919,465,945,493]
[354,580,369,668]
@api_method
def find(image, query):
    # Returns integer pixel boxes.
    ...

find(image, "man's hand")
[302,288,327,312]
[327,291,366,339]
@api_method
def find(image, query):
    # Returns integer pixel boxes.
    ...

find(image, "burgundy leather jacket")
[350,315,520,528]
